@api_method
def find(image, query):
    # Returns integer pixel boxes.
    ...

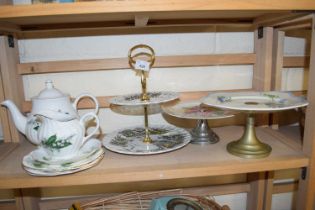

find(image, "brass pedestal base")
[227,140,272,159]
[227,113,272,159]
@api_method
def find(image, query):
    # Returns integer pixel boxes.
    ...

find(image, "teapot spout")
[1,100,27,135]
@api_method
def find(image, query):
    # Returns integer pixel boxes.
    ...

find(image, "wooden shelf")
[0,0,314,38]
[0,142,18,162]
[0,126,308,189]
[1,0,314,21]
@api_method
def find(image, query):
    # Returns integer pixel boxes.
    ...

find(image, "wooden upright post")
[0,0,13,5]
[270,30,285,129]
[0,36,25,143]
[253,27,273,127]
[15,189,40,210]
[296,14,315,210]
[0,65,12,142]
[253,27,273,92]
[271,30,285,92]
[246,27,274,210]
[247,172,266,210]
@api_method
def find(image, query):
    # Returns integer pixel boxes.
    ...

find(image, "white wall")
[20,33,254,134]
[282,36,309,91]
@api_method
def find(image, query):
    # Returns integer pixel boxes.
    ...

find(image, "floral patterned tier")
[103,125,191,155]
[109,91,179,106]
[162,101,234,120]
[202,91,308,112]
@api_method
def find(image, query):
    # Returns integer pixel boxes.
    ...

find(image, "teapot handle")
[73,93,99,114]
[79,112,100,144]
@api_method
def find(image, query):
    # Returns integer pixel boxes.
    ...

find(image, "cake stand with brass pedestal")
[203,91,309,159]
[226,112,271,158]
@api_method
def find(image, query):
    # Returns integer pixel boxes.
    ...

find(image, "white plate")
[162,101,234,120]
[109,91,179,106]
[23,154,104,176]
[22,138,104,176]
[103,125,191,155]
[23,147,104,171]
[23,148,104,173]
[29,138,102,165]
[202,91,308,112]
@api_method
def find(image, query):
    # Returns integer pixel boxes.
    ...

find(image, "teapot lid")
[36,80,67,99]
[31,80,78,121]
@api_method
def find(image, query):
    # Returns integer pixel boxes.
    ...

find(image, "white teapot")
[1,80,99,145]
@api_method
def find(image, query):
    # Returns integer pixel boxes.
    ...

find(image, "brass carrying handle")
[128,44,155,70]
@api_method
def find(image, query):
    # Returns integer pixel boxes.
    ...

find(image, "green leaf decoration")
[61,162,73,167]
[43,156,50,161]
[46,135,57,146]
[33,160,48,168]
[42,134,73,150]
[149,128,169,135]
[111,135,128,146]
[263,93,280,101]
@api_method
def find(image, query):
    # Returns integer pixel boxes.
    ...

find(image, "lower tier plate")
[103,125,191,155]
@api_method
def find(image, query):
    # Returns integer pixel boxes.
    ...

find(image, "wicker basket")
[70,189,230,210]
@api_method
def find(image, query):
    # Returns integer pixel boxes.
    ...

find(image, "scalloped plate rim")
[109,91,180,106]
[162,100,235,120]
[202,91,308,112]
[102,124,191,155]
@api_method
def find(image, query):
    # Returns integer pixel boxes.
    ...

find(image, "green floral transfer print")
[42,134,73,150]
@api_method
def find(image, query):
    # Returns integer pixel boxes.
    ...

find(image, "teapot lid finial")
[45,79,54,89]
[36,80,66,99]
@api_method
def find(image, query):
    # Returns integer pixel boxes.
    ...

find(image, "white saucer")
[30,138,101,165]
[22,138,104,176]
[24,153,104,176]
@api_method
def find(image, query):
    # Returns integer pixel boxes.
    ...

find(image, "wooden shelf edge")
[0,126,308,189]
[1,1,315,19]
[0,157,307,189]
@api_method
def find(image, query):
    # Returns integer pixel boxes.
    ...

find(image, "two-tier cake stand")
[103,45,191,155]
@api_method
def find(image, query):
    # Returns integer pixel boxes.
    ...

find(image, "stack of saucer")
[22,138,104,176]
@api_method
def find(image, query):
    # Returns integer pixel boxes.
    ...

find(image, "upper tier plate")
[109,91,179,106]
[162,101,234,120]
[202,91,308,112]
